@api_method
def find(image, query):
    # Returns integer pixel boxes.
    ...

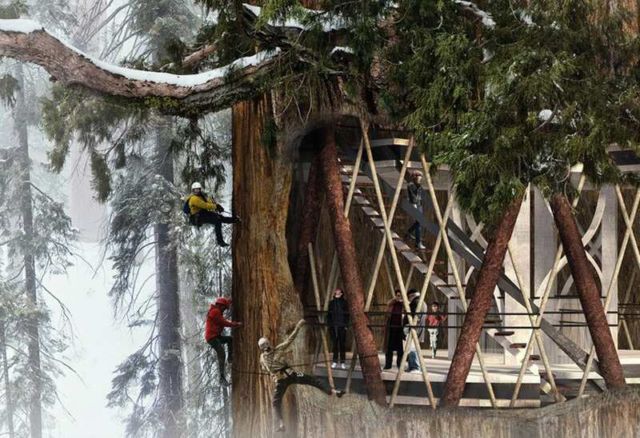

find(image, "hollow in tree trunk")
[293,153,323,298]
[318,126,387,406]
[549,192,626,390]
[231,95,304,438]
[441,195,524,407]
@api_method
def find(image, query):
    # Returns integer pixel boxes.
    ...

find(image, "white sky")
[44,242,150,438]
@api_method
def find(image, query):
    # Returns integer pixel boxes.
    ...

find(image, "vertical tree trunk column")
[550,193,626,390]
[231,96,304,438]
[293,154,323,297]
[318,126,387,406]
[0,316,15,438]
[154,127,184,438]
[441,195,523,407]
[15,65,42,438]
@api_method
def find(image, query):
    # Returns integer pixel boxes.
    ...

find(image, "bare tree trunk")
[231,96,303,438]
[441,195,523,407]
[0,316,15,438]
[549,192,626,390]
[14,65,42,438]
[177,259,202,438]
[293,154,323,297]
[154,127,184,437]
[318,126,387,406]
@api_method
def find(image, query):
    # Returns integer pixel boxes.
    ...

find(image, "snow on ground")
[44,242,152,438]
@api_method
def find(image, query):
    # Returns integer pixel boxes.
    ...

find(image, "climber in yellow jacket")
[185,182,240,247]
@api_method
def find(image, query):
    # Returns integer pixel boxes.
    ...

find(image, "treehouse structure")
[290,117,640,409]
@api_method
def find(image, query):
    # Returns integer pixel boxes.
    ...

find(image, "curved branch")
[0,19,283,113]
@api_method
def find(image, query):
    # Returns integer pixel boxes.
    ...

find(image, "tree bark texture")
[549,193,626,390]
[14,65,42,438]
[154,127,185,437]
[231,95,304,438]
[318,126,387,406]
[292,153,324,298]
[441,195,524,407]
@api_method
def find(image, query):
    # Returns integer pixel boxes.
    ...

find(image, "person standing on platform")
[384,290,405,370]
[426,301,447,358]
[327,288,350,369]
[404,289,426,373]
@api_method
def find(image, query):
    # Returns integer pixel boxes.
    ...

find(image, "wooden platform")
[314,351,540,408]
[313,350,640,408]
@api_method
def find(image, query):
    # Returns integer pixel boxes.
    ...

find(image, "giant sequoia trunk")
[441,195,523,407]
[549,193,626,390]
[318,127,387,405]
[292,153,323,297]
[14,66,42,438]
[231,95,304,438]
[154,128,184,437]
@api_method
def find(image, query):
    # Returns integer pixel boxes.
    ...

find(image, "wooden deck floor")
[312,350,640,407]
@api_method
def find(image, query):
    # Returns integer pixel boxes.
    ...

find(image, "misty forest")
[1,0,640,437]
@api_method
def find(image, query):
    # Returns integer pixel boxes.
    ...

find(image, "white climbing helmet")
[258,337,271,351]
[191,182,202,190]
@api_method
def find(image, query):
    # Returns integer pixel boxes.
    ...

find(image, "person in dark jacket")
[406,172,426,250]
[186,182,240,247]
[384,289,405,370]
[205,297,243,385]
[327,288,349,369]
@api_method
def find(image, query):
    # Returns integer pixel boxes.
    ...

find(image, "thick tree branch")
[182,43,218,69]
[0,19,283,114]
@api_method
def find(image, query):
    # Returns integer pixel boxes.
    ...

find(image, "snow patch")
[243,3,347,32]
[69,44,281,87]
[538,109,554,122]
[330,46,354,55]
[0,18,44,33]
[0,18,280,87]
[453,0,496,28]
[482,48,494,63]
[518,10,534,26]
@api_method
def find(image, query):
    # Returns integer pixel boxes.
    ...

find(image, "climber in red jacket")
[205,297,242,386]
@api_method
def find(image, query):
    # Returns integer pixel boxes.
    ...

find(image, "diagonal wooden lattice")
[576,186,640,396]
[359,122,437,408]
[306,122,637,408]
[510,175,587,403]
[415,155,498,407]
[619,268,637,350]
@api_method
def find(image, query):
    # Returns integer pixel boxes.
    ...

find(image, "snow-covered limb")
[0,19,283,113]
[453,0,496,28]
[242,3,347,32]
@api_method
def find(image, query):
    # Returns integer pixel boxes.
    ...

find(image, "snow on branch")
[453,0,496,28]
[242,3,347,32]
[0,19,283,113]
